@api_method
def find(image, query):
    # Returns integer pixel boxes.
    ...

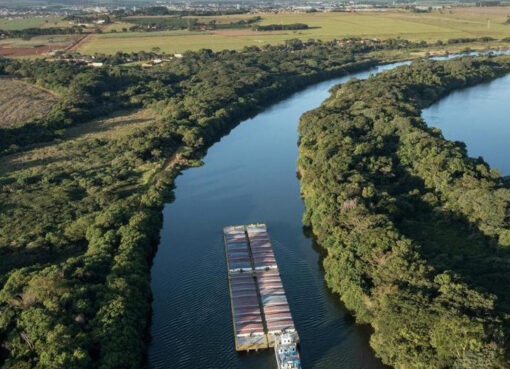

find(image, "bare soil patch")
[0,44,66,56]
[0,34,84,56]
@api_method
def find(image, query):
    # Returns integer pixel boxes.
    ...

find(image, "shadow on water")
[301,226,389,369]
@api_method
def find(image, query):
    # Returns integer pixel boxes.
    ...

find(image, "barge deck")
[224,223,299,352]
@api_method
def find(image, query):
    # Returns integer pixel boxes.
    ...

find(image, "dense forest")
[0,39,404,368]
[298,55,510,368]
[0,38,428,155]
[252,23,309,31]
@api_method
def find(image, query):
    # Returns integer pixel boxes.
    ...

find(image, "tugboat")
[275,333,301,369]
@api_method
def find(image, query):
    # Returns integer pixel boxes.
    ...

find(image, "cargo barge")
[224,223,301,368]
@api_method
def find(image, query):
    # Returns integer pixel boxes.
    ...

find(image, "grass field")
[0,108,160,174]
[78,9,510,55]
[63,108,159,141]
[0,78,56,128]
[0,16,62,30]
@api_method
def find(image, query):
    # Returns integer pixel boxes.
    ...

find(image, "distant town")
[1,0,509,18]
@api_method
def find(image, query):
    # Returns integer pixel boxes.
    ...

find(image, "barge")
[224,223,301,368]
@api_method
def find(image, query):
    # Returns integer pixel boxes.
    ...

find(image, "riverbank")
[148,64,404,369]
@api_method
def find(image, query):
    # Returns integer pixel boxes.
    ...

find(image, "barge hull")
[224,223,299,352]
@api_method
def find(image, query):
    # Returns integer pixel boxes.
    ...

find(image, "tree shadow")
[370,138,510,320]
[300,226,390,369]
[393,190,510,317]
[0,241,87,285]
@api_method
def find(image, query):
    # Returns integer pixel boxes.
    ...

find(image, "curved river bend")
[149,57,510,368]
[422,73,510,176]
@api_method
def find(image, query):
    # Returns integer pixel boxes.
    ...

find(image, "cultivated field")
[0,78,56,128]
[0,34,83,57]
[78,8,510,55]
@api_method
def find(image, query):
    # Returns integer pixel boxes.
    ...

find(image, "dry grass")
[0,78,56,128]
[63,108,159,141]
[0,109,160,174]
[0,16,62,30]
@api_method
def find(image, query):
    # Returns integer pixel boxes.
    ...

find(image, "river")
[148,56,510,369]
[422,73,510,176]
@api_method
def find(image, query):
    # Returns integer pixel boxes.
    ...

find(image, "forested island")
[298,55,510,368]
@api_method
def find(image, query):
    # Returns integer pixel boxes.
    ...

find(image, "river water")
[148,56,510,369]
[422,73,510,176]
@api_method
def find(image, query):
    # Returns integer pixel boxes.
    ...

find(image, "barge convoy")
[224,223,301,369]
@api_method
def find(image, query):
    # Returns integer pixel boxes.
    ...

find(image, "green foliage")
[0,40,399,368]
[0,27,83,40]
[298,55,510,369]
[123,15,261,32]
[3,39,507,369]
[124,16,197,31]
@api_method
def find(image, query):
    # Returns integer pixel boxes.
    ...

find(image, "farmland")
[78,8,510,55]
[0,34,82,57]
[0,78,56,128]
[0,16,62,30]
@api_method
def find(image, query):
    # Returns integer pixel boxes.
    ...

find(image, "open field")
[0,16,62,30]
[452,6,510,16]
[78,9,510,55]
[0,108,160,174]
[106,21,137,32]
[0,34,82,56]
[0,78,56,128]
[63,108,160,141]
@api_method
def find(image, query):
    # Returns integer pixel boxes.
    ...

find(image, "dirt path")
[66,34,91,53]
[162,150,185,171]
[136,147,187,212]
[16,78,59,98]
